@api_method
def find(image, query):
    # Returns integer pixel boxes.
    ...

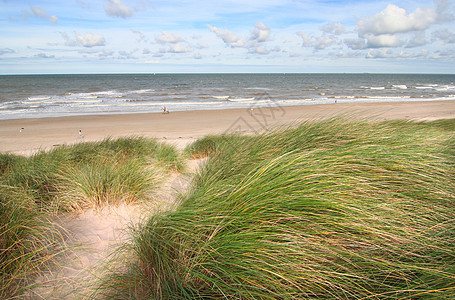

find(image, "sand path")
[27,158,204,299]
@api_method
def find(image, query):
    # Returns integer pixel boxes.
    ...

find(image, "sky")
[1,0,455,74]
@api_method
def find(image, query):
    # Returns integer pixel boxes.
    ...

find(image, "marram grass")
[0,186,65,298]
[58,153,162,211]
[0,137,183,298]
[0,136,184,213]
[98,118,454,299]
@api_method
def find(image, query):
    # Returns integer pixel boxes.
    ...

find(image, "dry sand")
[3,101,453,298]
[1,100,454,155]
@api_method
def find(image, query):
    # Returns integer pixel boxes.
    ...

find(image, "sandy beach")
[1,100,454,155]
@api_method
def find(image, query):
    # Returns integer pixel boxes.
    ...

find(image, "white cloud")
[248,45,280,55]
[155,31,183,44]
[62,32,106,47]
[208,23,279,55]
[365,48,427,59]
[105,0,134,18]
[364,34,401,48]
[321,22,345,35]
[432,49,455,59]
[167,43,191,53]
[25,5,58,24]
[118,50,137,59]
[356,2,455,49]
[154,31,191,54]
[0,48,15,55]
[34,53,55,59]
[366,48,397,59]
[76,0,91,9]
[99,50,114,57]
[435,0,455,22]
[282,48,300,57]
[132,30,146,42]
[208,25,245,48]
[297,31,335,50]
[405,33,427,48]
[358,4,437,37]
[247,23,277,54]
[432,29,455,43]
[344,38,366,50]
[76,33,106,47]
[250,22,270,42]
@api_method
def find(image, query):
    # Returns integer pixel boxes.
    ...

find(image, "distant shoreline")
[1,100,454,155]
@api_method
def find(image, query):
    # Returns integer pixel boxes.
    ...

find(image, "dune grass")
[0,136,184,213]
[98,118,455,299]
[183,134,250,159]
[0,137,183,298]
[0,182,65,298]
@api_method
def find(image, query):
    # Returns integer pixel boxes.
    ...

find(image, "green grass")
[58,153,161,211]
[0,137,184,298]
[0,186,65,298]
[183,134,250,159]
[99,118,455,299]
[0,137,185,213]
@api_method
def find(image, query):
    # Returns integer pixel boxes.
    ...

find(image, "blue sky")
[1,0,454,74]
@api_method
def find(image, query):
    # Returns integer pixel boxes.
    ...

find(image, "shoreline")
[1,100,454,155]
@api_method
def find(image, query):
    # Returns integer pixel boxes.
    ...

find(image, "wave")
[131,89,154,94]
[67,90,125,99]
[227,97,255,102]
[331,96,356,99]
[392,85,408,89]
[124,99,150,103]
[90,91,119,96]
[69,104,110,108]
[121,103,156,107]
[28,96,51,101]
[70,99,104,103]
[213,96,230,100]
[435,85,455,91]
[245,87,272,90]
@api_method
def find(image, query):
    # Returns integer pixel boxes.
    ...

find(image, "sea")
[1,73,454,120]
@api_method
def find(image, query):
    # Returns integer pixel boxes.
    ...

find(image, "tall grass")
[58,153,161,211]
[0,185,65,298]
[183,134,250,159]
[99,118,455,299]
[0,137,184,213]
[48,136,185,173]
[0,137,184,298]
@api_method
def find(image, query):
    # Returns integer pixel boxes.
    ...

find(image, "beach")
[1,100,454,155]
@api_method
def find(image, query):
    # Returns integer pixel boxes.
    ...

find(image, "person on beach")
[78,129,84,139]
[162,106,169,114]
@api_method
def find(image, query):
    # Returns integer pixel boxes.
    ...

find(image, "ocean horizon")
[1,73,454,120]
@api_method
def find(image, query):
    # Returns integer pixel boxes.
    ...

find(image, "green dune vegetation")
[98,118,454,299]
[1,118,454,299]
[0,137,184,298]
